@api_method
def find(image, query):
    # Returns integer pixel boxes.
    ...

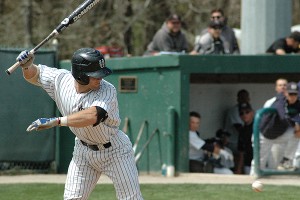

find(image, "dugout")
[59,54,300,174]
[2,50,300,175]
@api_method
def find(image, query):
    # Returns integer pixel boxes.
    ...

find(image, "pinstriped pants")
[64,131,143,200]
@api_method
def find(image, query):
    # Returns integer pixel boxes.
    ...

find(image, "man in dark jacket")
[253,82,300,173]
[266,31,300,55]
[145,14,188,55]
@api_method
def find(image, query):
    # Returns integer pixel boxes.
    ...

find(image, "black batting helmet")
[71,48,112,85]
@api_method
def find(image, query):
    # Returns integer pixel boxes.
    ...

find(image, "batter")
[17,48,143,200]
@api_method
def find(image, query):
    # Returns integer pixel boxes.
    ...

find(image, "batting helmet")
[71,48,112,85]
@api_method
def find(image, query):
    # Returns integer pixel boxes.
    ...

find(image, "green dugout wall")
[59,54,300,174]
[0,49,57,166]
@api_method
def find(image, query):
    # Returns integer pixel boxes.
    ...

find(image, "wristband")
[59,116,68,126]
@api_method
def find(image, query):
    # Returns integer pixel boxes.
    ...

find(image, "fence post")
[166,106,175,177]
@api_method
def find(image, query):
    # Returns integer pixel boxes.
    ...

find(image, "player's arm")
[65,106,108,128]
[17,50,40,85]
[26,106,108,131]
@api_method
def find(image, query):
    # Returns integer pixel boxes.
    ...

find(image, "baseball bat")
[6,0,101,75]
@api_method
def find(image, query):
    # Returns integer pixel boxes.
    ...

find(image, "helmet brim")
[86,67,112,78]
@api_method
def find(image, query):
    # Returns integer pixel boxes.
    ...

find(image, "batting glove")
[16,50,34,68]
[26,118,60,132]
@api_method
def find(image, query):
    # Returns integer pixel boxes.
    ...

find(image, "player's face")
[167,20,181,33]
[239,109,253,125]
[189,116,200,132]
[209,27,222,38]
[275,79,287,93]
[88,77,102,90]
[286,93,298,104]
[210,12,224,22]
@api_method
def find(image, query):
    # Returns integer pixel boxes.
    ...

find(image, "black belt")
[80,140,111,151]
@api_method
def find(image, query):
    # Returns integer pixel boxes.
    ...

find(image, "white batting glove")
[26,118,59,132]
[16,50,35,68]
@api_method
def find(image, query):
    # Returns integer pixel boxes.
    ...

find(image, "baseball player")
[16,48,143,200]
[251,82,300,174]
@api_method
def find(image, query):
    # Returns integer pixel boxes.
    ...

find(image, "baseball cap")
[167,14,181,22]
[287,82,298,94]
[238,102,252,112]
[215,129,231,138]
[208,20,223,29]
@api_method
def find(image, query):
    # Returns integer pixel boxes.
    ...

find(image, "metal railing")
[122,106,176,176]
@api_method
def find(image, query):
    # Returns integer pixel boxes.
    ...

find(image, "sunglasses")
[239,110,251,116]
[170,21,181,25]
[211,15,222,19]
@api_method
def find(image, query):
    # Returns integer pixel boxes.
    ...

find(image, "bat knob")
[5,70,11,75]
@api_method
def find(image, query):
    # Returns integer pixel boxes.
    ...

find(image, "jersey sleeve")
[91,81,120,127]
[189,131,205,150]
[37,64,67,100]
[91,83,116,111]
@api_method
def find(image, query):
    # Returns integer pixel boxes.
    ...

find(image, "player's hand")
[26,118,59,132]
[16,50,34,68]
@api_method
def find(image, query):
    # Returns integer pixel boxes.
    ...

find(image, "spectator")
[198,8,240,54]
[263,78,288,169]
[189,111,215,173]
[266,31,300,55]
[190,21,228,55]
[236,103,254,174]
[224,89,251,154]
[145,14,188,55]
[252,82,300,174]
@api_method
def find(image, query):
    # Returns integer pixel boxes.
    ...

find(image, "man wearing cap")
[191,20,229,55]
[236,103,254,174]
[266,31,300,55]
[252,82,300,173]
[197,8,240,54]
[145,14,188,55]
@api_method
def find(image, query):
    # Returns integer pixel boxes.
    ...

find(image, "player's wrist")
[58,116,68,126]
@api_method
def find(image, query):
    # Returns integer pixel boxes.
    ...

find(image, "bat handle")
[5,61,21,75]
[6,49,36,75]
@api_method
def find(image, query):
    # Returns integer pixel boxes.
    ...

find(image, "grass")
[0,183,299,200]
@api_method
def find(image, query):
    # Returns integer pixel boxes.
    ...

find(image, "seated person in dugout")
[189,112,224,173]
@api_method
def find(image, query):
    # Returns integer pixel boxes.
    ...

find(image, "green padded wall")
[0,49,57,162]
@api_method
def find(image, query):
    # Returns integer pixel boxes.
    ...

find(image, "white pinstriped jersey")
[37,64,120,144]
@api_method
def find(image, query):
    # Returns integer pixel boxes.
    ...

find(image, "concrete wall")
[189,83,275,139]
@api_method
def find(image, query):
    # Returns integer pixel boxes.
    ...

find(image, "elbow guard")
[93,106,108,127]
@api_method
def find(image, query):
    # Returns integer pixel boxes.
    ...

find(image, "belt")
[80,140,111,151]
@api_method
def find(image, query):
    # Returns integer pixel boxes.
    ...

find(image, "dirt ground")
[1,173,300,186]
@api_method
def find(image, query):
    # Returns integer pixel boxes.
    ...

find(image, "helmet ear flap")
[76,72,89,85]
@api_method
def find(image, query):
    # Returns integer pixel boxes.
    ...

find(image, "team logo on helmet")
[99,58,105,68]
